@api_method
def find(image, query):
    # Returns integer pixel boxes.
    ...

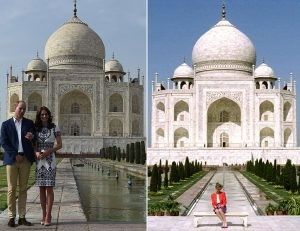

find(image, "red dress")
[211,191,227,213]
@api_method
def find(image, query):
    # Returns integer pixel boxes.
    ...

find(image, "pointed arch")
[28,92,42,111]
[109,119,123,136]
[260,127,274,147]
[132,94,140,114]
[283,101,292,121]
[59,90,92,136]
[109,93,123,112]
[284,128,292,147]
[174,100,189,121]
[207,97,241,147]
[174,127,189,148]
[10,94,19,112]
[132,119,140,136]
[259,100,274,121]
[156,101,165,122]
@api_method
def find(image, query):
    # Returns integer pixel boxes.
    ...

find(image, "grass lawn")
[148,171,208,206]
[0,158,62,211]
[241,171,296,203]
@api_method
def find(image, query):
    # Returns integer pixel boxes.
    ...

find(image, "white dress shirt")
[13,117,24,152]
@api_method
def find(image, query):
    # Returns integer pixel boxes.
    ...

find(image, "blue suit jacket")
[0,117,36,165]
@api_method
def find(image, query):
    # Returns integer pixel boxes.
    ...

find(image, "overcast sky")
[0,0,146,123]
[148,0,300,145]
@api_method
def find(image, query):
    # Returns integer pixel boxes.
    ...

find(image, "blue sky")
[148,0,300,145]
[0,0,146,123]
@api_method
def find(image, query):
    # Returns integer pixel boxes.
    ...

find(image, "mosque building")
[149,6,299,165]
[6,3,144,153]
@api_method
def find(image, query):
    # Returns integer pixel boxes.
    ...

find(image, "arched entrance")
[59,90,92,136]
[207,97,241,147]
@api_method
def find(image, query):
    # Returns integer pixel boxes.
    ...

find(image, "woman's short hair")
[215,182,223,189]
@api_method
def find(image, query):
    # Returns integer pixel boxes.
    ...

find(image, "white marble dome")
[192,19,256,72]
[173,62,193,78]
[105,58,124,73]
[26,57,47,72]
[254,62,275,78]
[44,16,105,69]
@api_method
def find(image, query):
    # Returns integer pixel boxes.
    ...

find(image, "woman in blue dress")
[35,106,62,226]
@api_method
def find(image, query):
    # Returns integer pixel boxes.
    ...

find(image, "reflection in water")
[71,159,146,223]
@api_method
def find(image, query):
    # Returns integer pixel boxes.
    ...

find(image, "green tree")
[291,164,298,193]
[140,140,146,165]
[130,143,135,163]
[170,161,177,184]
[135,141,141,164]
[150,164,158,192]
[157,159,162,191]
[164,160,169,188]
[117,147,121,162]
[184,157,190,178]
[126,144,130,162]
[282,159,293,191]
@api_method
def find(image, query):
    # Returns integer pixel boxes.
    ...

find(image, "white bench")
[193,211,249,227]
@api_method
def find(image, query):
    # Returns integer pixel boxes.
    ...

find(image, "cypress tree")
[157,160,162,191]
[112,146,117,160]
[135,141,141,164]
[164,160,169,188]
[130,143,135,163]
[291,164,298,193]
[179,162,185,180]
[140,140,146,165]
[150,164,158,192]
[117,147,121,162]
[126,144,130,162]
[170,161,177,184]
[200,162,202,171]
[184,157,190,178]
[273,159,277,183]
[282,159,293,191]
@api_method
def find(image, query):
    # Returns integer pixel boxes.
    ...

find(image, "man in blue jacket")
[0,100,35,227]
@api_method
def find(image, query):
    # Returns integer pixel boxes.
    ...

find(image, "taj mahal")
[5,3,144,153]
[148,6,300,165]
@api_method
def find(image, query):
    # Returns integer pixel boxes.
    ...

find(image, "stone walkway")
[0,158,146,230]
[176,171,215,214]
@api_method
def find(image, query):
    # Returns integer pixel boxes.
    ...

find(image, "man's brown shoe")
[18,218,32,226]
[8,218,15,227]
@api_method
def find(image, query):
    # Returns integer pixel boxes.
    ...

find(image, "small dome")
[192,19,256,73]
[44,16,105,69]
[173,62,193,79]
[254,62,276,78]
[26,57,47,72]
[105,58,125,73]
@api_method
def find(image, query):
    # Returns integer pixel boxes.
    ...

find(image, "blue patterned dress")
[35,126,61,187]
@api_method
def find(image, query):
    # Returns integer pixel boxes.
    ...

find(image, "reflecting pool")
[71,159,146,223]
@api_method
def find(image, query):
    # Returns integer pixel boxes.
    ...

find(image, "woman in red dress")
[211,182,227,228]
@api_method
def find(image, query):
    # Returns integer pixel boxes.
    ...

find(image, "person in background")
[34,106,62,226]
[211,182,227,228]
[0,100,35,227]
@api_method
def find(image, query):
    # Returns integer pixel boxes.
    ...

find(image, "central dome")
[44,16,105,69]
[192,19,256,73]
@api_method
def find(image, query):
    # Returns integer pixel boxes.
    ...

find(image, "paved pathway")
[148,169,299,230]
[190,170,256,216]
[176,171,214,214]
[0,158,146,230]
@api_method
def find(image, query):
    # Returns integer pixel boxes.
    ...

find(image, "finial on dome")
[183,57,186,63]
[36,50,39,58]
[112,52,115,59]
[73,0,77,17]
[262,57,265,63]
[222,3,226,19]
